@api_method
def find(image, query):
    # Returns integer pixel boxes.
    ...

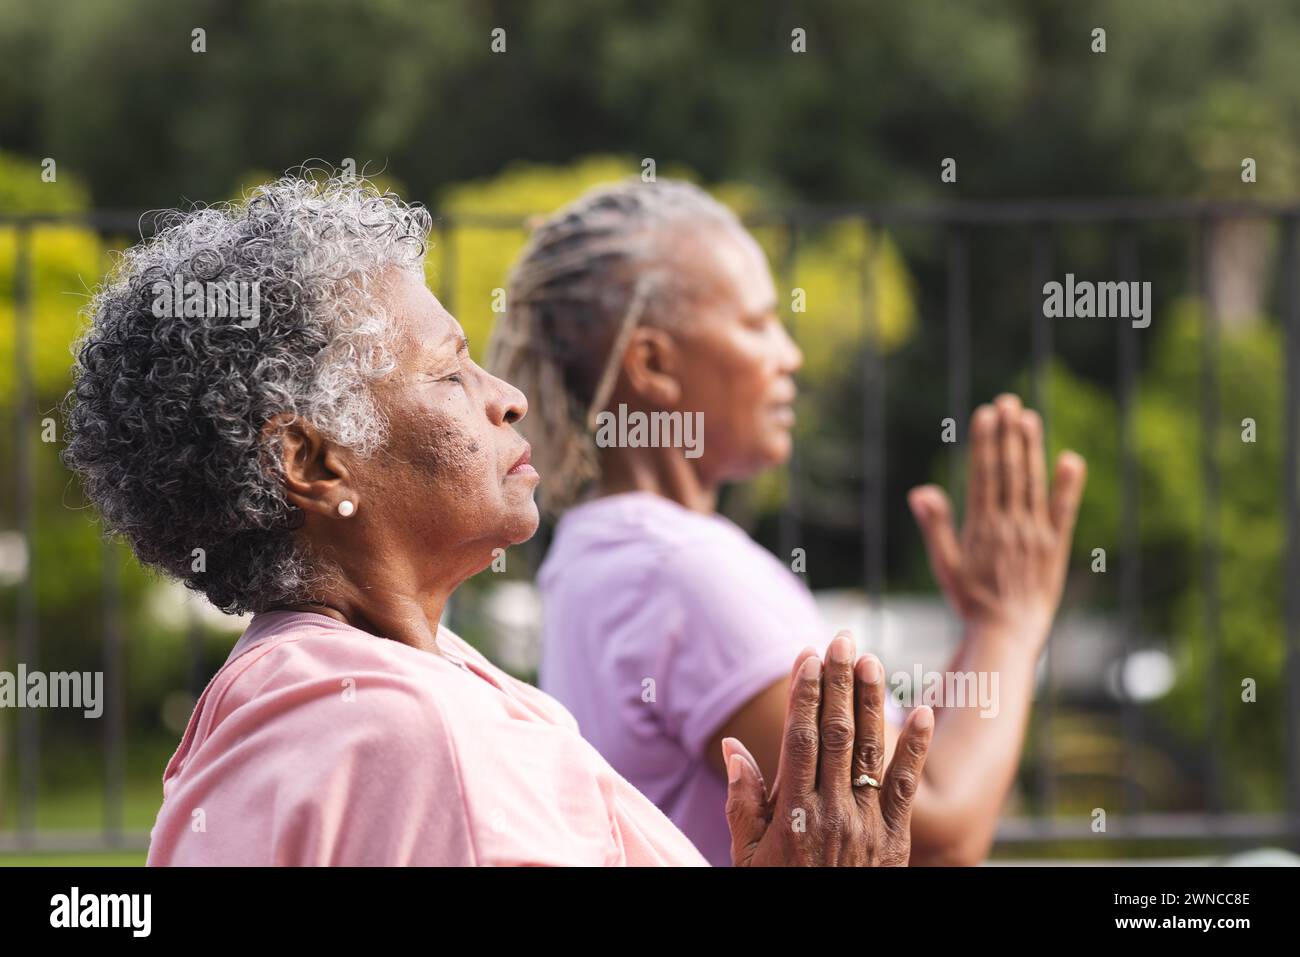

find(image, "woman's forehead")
[389,273,462,344]
[671,222,774,313]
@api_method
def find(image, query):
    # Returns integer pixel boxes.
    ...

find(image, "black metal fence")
[2,200,1299,856]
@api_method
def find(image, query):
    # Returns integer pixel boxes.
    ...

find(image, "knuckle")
[786,723,820,759]
[820,717,855,751]
[857,742,883,772]
[891,769,920,803]
[827,666,855,693]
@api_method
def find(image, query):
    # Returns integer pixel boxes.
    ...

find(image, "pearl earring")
[337,500,356,517]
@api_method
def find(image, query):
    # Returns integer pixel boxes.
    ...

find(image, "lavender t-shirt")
[539,491,884,866]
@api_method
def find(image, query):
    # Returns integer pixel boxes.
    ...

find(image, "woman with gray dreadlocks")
[488,178,1088,866]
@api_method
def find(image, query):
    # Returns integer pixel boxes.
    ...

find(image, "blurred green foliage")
[4,0,1300,207]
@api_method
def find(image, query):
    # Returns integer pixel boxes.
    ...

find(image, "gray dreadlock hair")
[486,177,742,514]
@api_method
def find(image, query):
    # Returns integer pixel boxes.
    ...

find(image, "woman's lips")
[507,447,539,478]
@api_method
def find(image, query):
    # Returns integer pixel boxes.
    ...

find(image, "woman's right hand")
[723,632,933,866]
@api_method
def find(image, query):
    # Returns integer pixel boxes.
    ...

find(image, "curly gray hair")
[62,173,432,614]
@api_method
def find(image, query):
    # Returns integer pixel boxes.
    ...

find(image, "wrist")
[962,613,1053,650]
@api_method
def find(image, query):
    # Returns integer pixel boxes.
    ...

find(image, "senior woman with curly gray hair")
[62,173,934,866]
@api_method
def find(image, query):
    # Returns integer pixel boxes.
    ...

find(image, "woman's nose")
[780,325,804,374]
[489,375,528,425]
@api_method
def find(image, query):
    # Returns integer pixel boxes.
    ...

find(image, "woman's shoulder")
[172,614,461,773]
[545,492,789,586]
[549,492,733,555]
[207,612,584,757]
[220,611,442,688]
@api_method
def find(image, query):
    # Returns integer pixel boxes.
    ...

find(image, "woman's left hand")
[907,393,1087,647]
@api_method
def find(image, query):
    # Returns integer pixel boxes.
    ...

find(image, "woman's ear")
[620,326,683,407]
[262,413,356,517]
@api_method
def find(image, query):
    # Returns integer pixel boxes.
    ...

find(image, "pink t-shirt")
[538,492,900,867]
[147,609,707,866]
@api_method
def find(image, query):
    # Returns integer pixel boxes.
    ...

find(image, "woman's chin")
[504,501,541,544]
[762,432,794,467]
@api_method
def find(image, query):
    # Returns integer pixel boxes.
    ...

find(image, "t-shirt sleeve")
[651,541,829,760]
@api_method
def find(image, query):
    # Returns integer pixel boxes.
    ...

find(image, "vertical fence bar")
[1198,217,1223,813]
[779,217,802,569]
[1029,224,1058,818]
[947,229,970,505]
[102,538,123,846]
[1117,227,1143,815]
[1283,214,1300,849]
[93,233,125,848]
[1030,225,1053,438]
[438,216,457,317]
[1029,226,1057,818]
[861,219,885,646]
[14,222,38,844]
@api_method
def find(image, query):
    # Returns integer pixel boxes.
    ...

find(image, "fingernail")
[830,634,853,663]
[800,656,821,680]
[727,753,744,783]
[865,656,883,683]
[915,707,934,730]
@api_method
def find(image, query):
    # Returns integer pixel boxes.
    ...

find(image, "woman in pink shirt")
[489,178,1087,865]
[61,172,933,866]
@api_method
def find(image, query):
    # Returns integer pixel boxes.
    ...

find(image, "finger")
[817,632,858,797]
[850,654,886,807]
[1022,409,1048,520]
[908,485,962,595]
[780,653,823,804]
[788,645,819,684]
[723,737,769,864]
[996,394,1025,514]
[967,404,999,518]
[1048,450,1088,552]
[769,646,820,804]
[880,706,934,836]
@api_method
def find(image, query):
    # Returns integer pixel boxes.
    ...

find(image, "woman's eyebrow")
[432,332,469,355]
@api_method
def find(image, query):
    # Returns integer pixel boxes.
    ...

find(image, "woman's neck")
[596,445,718,514]
[268,558,468,656]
